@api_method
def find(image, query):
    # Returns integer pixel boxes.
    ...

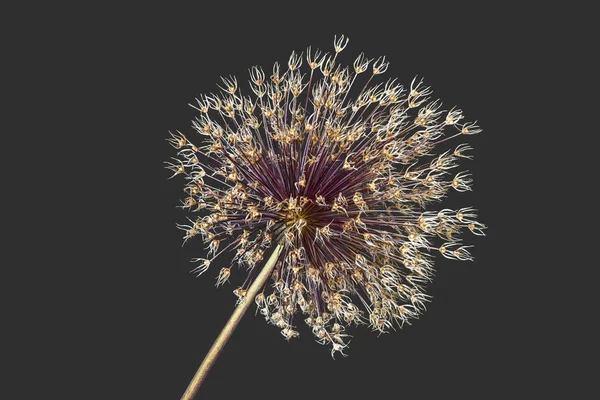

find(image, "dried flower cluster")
[167,35,485,356]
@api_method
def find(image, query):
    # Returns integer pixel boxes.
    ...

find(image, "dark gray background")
[12,3,584,399]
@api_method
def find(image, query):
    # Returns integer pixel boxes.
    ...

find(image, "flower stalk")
[181,243,284,400]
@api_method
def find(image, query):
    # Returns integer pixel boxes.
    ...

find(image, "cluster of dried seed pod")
[167,35,485,356]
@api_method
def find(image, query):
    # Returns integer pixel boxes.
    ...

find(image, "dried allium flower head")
[167,35,485,357]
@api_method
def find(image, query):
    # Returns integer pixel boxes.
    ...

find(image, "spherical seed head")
[167,35,485,357]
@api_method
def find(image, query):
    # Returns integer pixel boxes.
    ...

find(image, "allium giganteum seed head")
[166,35,485,357]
